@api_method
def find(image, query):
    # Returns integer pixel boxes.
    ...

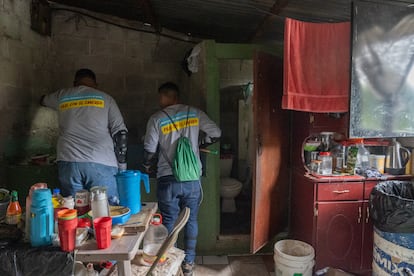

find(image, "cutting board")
[123,202,157,233]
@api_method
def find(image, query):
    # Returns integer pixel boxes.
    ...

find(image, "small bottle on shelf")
[6,190,22,225]
[51,188,63,208]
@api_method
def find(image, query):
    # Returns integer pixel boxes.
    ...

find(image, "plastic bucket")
[115,170,150,214]
[58,217,78,252]
[93,217,112,249]
[274,240,315,276]
[372,227,414,275]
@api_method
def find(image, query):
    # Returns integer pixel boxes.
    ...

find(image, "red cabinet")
[316,201,363,271]
[291,172,375,274]
[291,176,413,274]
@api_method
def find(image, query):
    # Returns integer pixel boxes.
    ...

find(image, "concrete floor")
[193,254,275,276]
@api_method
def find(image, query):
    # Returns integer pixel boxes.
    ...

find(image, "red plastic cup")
[58,217,78,252]
[93,217,112,249]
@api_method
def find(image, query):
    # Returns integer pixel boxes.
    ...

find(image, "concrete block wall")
[0,0,57,163]
[0,2,197,164]
[219,59,253,89]
[50,10,195,142]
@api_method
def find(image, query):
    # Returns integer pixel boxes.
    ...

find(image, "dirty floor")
[193,254,275,276]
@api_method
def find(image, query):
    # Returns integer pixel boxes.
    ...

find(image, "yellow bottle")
[51,188,63,208]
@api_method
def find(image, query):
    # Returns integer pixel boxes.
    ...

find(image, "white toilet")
[220,157,243,213]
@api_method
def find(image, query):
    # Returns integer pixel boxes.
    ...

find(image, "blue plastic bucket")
[116,170,150,214]
[30,189,54,247]
[373,227,414,275]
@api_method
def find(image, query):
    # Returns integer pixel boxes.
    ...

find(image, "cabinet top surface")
[305,173,413,183]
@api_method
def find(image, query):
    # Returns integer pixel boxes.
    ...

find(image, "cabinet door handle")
[332,190,350,194]
[366,206,370,224]
[358,206,362,224]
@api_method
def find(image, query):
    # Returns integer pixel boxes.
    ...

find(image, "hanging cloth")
[282,18,351,113]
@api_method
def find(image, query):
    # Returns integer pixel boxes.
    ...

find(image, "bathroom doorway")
[219,59,254,236]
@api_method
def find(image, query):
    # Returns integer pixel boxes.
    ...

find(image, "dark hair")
[74,68,96,83]
[158,82,179,97]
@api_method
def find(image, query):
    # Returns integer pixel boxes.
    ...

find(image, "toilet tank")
[220,157,233,177]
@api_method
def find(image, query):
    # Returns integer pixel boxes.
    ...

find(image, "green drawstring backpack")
[160,107,201,181]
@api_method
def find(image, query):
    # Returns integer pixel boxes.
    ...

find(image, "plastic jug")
[115,170,150,214]
[30,188,54,247]
[90,186,110,220]
[142,214,168,265]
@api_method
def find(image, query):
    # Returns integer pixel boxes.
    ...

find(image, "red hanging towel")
[282,18,351,113]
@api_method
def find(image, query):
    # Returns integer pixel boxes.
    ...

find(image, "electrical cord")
[50,7,198,44]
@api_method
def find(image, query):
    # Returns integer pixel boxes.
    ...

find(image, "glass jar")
[318,152,333,175]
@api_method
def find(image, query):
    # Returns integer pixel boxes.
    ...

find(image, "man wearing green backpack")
[143,82,221,276]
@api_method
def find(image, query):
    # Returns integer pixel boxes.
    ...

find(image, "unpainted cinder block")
[90,39,125,56]
[0,13,21,40]
[52,36,89,55]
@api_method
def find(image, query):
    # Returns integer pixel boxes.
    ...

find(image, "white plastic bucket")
[274,240,315,276]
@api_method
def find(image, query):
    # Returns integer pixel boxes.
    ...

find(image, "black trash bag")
[370,180,414,233]
[0,242,73,276]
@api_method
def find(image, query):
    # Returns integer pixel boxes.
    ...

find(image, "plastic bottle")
[86,263,98,276]
[356,139,370,172]
[62,196,75,209]
[6,190,22,225]
[52,188,63,208]
[142,214,169,265]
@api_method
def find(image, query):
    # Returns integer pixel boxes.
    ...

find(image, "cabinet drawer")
[364,181,377,200]
[317,182,364,201]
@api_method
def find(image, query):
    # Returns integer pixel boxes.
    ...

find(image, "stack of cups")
[57,209,78,252]
[93,216,112,249]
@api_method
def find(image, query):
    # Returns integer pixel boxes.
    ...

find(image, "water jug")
[115,170,150,214]
[30,188,54,247]
[142,214,168,264]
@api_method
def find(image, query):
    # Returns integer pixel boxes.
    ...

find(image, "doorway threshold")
[217,234,250,241]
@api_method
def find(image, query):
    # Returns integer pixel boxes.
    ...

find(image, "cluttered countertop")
[302,132,414,183]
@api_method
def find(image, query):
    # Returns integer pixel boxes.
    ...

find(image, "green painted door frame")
[196,40,282,255]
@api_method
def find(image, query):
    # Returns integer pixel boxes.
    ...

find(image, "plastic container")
[317,152,332,175]
[25,183,48,242]
[356,141,370,171]
[115,170,150,214]
[373,227,414,275]
[30,189,54,247]
[370,180,414,274]
[142,214,168,264]
[93,217,112,249]
[62,196,75,209]
[52,188,63,208]
[90,187,110,220]
[273,239,315,276]
[75,189,90,216]
[6,190,22,225]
